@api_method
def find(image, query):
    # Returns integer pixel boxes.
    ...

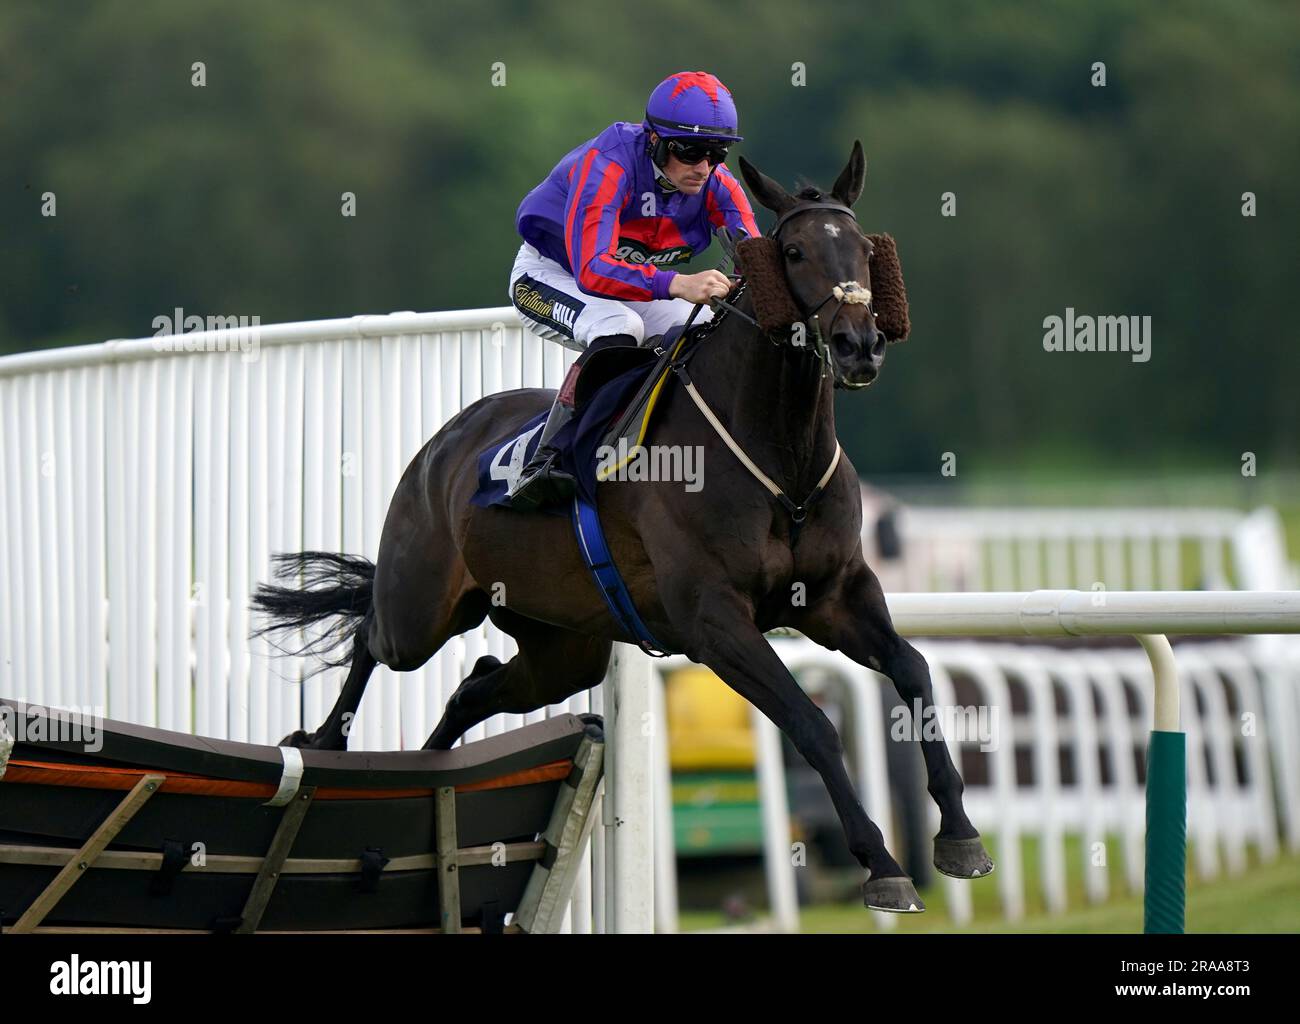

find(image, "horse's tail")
[251,551,375,670]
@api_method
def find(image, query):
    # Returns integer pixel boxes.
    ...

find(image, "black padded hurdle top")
[0,699,604,933]
[0,698,592,787]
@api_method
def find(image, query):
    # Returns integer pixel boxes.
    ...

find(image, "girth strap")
[572,495,673,656]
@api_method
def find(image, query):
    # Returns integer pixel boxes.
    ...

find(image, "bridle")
[713,199,878,390]
[771,200,877,390]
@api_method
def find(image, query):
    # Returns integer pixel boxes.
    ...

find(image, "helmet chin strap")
[653,161,717,194]
[652,161,679,193]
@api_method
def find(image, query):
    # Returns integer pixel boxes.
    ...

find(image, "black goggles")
[666,138,730,166]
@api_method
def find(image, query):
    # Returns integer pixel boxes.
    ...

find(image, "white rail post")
[604,644,655,933]
[650,665,679,933]
[752,708,800,933]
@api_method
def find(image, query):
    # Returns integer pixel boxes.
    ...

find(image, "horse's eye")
[784,245,802,261]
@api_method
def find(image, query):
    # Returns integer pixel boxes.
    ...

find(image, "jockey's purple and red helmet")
[643,71,744,142]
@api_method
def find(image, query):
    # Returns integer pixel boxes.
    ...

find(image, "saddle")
[469,323,697,515]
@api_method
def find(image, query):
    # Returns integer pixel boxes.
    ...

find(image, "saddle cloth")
[469,327,690,513]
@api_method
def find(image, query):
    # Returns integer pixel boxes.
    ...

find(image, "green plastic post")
[1144,729,1186,934]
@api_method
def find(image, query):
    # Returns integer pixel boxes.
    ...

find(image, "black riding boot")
[507,391,578,510]
[507,332,637,511]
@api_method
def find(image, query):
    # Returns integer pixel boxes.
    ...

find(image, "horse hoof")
[934,835,995,879]
[278,728,346,751]
[862,876,925,913]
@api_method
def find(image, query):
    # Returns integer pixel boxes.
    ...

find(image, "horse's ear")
[831,140,866,208]
[868,233,910,343]
[738,155,795,217]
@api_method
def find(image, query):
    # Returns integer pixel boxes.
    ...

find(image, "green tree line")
[2,0,1296,474]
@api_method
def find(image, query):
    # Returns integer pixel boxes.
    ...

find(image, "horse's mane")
[793,181,827,202]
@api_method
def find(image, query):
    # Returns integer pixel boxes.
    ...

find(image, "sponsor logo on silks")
[613,239,694,267]
[513,277,580,334]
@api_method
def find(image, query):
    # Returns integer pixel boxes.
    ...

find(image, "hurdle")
[0,699,604,933]
[884,589,1300,933]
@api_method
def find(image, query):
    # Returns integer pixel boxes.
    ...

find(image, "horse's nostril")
[833,333,857,359]
[870,330,886,359]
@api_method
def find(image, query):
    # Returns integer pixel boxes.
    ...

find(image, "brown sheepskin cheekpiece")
[736,232,911,342]
[735,236,802,333]
[868,233,910,343]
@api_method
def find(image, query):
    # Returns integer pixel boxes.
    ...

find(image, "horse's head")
[736,141,909,389]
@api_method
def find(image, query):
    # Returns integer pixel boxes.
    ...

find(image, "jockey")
[506,70,762,509]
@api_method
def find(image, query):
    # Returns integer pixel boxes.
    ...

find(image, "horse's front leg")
[677,591,925,912]
[794,561,994,880]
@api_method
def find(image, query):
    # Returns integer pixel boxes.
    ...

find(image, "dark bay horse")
[253,141,992,911]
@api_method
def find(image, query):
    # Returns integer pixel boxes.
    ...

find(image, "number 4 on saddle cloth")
[470,326,697,656]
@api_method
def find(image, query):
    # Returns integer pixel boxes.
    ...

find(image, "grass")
[678,836,1300,934]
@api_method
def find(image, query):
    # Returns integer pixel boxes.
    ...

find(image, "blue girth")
[570,495,672,657]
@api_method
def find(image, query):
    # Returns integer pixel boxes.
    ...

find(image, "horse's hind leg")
[284,584,491,749]
[425,609,612,750]
[284,533,492,749]
[281,623,378,749]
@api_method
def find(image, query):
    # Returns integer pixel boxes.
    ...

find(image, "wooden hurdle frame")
[0,700,604,934]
